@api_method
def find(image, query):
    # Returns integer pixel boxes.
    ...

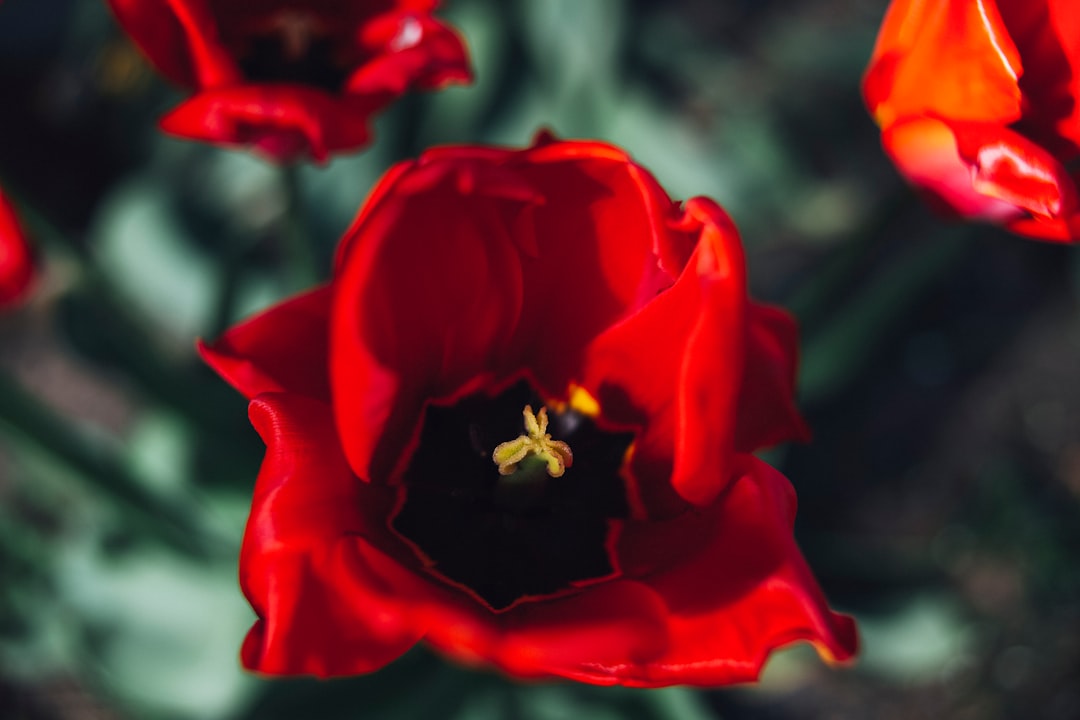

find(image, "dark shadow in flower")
[390,379,633,613]
[998,3,1080,160]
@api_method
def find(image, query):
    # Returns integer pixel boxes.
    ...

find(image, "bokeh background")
[2,1,1079,718]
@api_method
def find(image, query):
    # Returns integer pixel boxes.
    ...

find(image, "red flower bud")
[863,0,1080,241]
[201,135,857,685]
[0,189,35,308]
[106,0,472,162]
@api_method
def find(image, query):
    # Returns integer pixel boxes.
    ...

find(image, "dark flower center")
[390,380,634,612]
[229,11,352,92]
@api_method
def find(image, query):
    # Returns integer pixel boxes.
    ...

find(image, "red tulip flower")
[0,189,35,308]
[106,0,472,162]
[864,0,1080,241]
[200,135,858,685]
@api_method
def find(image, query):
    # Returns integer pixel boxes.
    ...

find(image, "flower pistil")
[492,405,574,478]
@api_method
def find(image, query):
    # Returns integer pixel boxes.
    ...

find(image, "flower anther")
[492,405,574,478]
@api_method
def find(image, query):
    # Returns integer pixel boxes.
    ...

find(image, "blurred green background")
[1,1,1079,718]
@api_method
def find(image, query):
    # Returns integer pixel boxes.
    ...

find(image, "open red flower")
[106,0,471,162]
[200,135,857,685]
[863,0,1080,241]
[0,189,35,308]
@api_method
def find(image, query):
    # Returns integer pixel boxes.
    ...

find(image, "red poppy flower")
[863,0,1080,241]
[106,0,471,162]
[200,135,858,685]
[0,189,35,308]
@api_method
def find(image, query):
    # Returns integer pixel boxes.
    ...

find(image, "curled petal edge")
[588,455,858,687]
[160,85,380,163]
[347,12,473,96]
[581,196,750,513]
[106,0,241,89]
[197,286,333,401]
[240,395,855,685]
[882,116,1080,241]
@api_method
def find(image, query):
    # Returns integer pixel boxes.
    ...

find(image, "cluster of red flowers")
[9,0,1076,691]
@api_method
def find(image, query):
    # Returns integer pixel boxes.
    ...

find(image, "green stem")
[786,190,919,332]
[638,688,717,720]
[0,513,52,583]
[209,231,248,340]
[281,164,320,292]
[0,370,221,559]
[602,687,718,720]
[798,226,977,406]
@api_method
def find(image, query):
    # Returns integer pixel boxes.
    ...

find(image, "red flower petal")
[240,395,853,684]
[330,156,529,482]
[863,0,1023,128]
[953,118,1080,221]
[505,140,669,395]
[198,286,333,401]
[581,197,748,510]
[736,303,812,451]
[0,190,35,309]
[863,0,1080,241]
[241,392,671,680]
[417,579,670,682]
[882,117,1026,222]
[605,456,857,687]
[347,12,472,96]
[240,393,421,676]
[107,0,241,89]
[996,0,1080,156]
[210,136,850,686]
[881,116,1080,240]
[108,0,472,162]
[330,139,670,482]
[160,85,380,163]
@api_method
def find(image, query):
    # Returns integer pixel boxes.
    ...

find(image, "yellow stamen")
[268,10,324,60]
[568,384,600,417]
[492,405,574,478]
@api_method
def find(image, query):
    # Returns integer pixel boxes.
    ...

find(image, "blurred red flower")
[0,189,35,308]
[864,0,1080,241]
[200,135,857,685]
[107,0,471,162]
